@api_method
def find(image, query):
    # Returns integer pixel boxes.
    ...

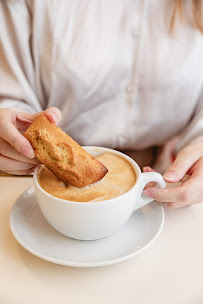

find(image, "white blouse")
[0,0,202,158]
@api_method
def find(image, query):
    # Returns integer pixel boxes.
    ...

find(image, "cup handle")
[134,172,166,211]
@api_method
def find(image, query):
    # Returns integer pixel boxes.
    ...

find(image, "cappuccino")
[38,152,136,202]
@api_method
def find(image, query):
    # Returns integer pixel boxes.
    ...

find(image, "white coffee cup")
[33,146,166,240]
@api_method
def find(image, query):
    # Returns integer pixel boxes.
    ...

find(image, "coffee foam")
[38,152,137,202]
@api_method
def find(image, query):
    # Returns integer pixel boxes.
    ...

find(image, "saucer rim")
[9,188,165,268]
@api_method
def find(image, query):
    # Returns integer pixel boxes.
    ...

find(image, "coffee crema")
[38,152,137,202]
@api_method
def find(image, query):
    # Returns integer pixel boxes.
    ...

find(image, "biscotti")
[24,114,108,187]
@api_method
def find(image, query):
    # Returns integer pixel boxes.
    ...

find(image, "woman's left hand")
[143,141,203,209]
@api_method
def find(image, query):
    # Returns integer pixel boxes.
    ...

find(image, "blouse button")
[131,28,140,38]
[126,85,135,94]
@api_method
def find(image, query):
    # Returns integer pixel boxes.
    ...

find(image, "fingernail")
[163,171,176,181]
[143,190,154,198]
[21,146,35,158]
[50,112,58,124]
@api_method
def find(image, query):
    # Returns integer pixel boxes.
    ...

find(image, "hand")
[143,141,203,208]
[0,107,61,175]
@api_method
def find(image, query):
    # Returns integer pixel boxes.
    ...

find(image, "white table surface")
[0,175,203,304]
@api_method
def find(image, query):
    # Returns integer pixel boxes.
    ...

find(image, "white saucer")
[10,187,165,267]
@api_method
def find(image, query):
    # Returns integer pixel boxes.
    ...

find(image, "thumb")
[16,107,61,125]
[163,144,201,183]
[44,107,61,124]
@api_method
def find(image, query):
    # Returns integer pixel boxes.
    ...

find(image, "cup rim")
[33,146,141,206]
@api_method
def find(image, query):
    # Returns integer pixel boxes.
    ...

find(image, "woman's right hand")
[0,107,61,175]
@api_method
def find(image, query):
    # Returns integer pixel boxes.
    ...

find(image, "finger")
[0,138,39,164]
[16,107,61,125]
[143,173,202,205]
[0,155,37,171]
[163,143,203,183]
[188,157,203,176]
[143,166,155,172]
[142,167,157,189]
[143,187,183,204]
[0,120,35,158]
[144,182,157,189]
[3,167,37,176]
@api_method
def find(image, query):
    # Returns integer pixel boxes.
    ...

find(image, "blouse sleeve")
[175,86,203,153]
[0,0,42,113]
